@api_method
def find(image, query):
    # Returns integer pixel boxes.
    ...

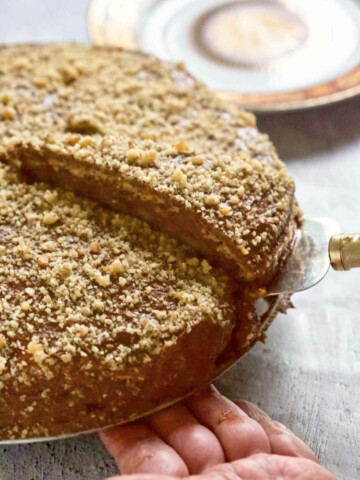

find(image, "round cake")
[0,44,300,441]
[0,164,288,441]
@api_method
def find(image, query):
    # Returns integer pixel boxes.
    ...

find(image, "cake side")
[0,43,301,284]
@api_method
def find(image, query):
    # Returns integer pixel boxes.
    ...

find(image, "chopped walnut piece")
[1,92,11,105]
[94,272,111,287]
[220,204,232,216]
[76,325,89,338]
[65,133,81,145]
[43,212,59,225]
[237,185,245,197]
[108,259,123,275]
[1,107,15,120]
[34,350,47,363]
[27,342,44,354]
[89,241,101,253]
[201,260,212,275]
[37,255,49,268]
[0,357,6,374]
[172,169,187,187]
[92,299,104,311]
[186,257,200,267]
[126,149,140,161]
[79,136,95,148]
[21,301,31,311]
[44,190,58,204]
[143,150,157,165]
[0,335,6,349]
[66,113,101,135]
[61,262,74,277]
[60,353,73,363]
[141,132,157,141]
[34,77,47,88]
[175,141,190,154]
[205,194,220,206]
[191,156,204,165]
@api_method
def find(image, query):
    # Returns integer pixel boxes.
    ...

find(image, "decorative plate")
[89,0,360,111]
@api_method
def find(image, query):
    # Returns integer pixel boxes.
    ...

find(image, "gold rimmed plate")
[88,0,360,112]
[218,64,360,112]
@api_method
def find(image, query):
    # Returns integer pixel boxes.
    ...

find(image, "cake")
[0,44,299,441]
[0,164,286,441]
[0,44,301,285]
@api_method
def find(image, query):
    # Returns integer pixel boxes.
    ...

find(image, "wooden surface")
[0,2,359,479]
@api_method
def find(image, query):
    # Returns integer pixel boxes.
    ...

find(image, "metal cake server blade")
[267,217,360,296]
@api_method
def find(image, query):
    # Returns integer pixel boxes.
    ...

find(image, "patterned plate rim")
[218,63,360,112]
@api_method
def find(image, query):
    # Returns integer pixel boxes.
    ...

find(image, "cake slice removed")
[0,163,277,441]
[0,44,300,285]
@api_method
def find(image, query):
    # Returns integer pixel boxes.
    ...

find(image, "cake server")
[267,218,360,296]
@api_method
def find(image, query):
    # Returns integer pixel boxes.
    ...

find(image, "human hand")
[100,385,336,480]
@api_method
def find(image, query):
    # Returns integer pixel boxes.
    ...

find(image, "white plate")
[89,0,360,111]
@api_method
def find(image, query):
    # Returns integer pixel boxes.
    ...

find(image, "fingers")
[101,390,323,480]
[99,423,188,477]
[147,404,225,474]
[229,453,336,480]
[107,476,176,480]
[201,453,336,480]
[235,400,319,463]
[197,455,334,480]
[186,386,271,461]
[107,455,336,480]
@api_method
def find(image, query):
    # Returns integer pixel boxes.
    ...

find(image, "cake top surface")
[0,164,235,390]
[0,44,296,280]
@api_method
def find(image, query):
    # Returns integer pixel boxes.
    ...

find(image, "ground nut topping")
[0,44,299,282]
[0,164,235,387]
